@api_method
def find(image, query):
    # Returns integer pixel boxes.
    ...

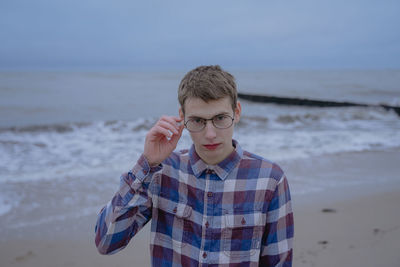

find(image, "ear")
[179,107,184,120]
[234,101,241,123]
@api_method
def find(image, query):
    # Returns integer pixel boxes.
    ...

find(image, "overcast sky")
[1,0,399,70]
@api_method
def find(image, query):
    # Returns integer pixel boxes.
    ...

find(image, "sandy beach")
[1,150,399,267]
[1,0,399,264]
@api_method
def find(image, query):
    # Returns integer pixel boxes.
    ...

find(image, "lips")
[203,143,220,150]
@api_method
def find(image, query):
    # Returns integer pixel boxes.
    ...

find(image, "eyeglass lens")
[185,114,234,132]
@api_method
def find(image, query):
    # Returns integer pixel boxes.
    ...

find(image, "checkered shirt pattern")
[95,140,293,266]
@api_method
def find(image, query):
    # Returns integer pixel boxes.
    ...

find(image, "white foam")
[0,194,15,216]
[0,202,11,217]
[7,206,100,229]
[0,105,400,184]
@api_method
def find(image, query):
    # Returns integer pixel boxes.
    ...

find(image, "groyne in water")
[238,93,400,116]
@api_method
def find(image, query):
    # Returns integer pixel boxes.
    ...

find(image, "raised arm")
[95,116,184,254]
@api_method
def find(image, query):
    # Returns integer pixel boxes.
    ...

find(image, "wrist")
[143,154,160,167]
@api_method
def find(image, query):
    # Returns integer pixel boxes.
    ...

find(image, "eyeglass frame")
[184,113,235,132]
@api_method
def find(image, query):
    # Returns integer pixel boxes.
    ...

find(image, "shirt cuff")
[131,154,162,182]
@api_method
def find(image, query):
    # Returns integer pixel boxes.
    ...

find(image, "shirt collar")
[189,139,243,180]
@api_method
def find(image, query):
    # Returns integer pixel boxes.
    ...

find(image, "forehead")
[184,97,233,118]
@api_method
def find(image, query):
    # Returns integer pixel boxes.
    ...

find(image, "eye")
[215,114,228,121]
[192,117,204,124]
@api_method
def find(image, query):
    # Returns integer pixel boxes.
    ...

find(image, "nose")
[204,120,217,139]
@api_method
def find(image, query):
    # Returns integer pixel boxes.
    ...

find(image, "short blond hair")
[178,65,237,113]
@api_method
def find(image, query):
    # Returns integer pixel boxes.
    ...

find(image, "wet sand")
[1,150,399,267]
[293,188,400,267]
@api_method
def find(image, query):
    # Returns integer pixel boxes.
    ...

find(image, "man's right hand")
[143,116,184,167]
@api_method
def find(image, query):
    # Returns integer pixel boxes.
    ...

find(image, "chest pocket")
[155,198,193,248]
[222,211,266,258]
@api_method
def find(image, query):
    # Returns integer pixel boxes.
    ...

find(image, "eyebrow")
[187,112,231,120]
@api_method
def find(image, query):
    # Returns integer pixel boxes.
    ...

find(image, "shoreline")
[1,188,399,267]
[0,149,399,266]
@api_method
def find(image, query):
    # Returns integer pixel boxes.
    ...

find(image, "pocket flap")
[225,211,265,228]
[158,199,192,218]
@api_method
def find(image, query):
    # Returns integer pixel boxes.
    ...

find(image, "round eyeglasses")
[184,114,235,132]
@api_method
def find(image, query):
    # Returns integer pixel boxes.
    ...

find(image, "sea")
[0,69,400,235]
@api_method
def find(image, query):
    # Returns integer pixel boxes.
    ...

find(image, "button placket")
[199,169,212,263]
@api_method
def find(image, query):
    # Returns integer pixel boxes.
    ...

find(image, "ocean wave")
[0,123,78,133]
[1,106,400,183]
[0,118,154,134]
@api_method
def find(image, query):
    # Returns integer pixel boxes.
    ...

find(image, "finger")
[157,120,179,135]
[169,124,183,144]
[162,115,182,122]
[150,125,173,139]
[160,116,182,130]
[162,119,184,142]
[174,116,183,122]
[173,117,184,130]
[177,121,184,132]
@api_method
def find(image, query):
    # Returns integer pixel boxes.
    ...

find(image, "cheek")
[189,132,202,143]
[224,128,235,140]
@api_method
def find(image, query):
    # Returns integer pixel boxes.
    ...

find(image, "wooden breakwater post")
[237,93,400,117]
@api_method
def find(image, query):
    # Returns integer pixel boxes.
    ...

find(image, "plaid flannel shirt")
[95,140,293,266]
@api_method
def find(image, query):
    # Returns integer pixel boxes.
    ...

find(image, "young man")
[95,65,293,266]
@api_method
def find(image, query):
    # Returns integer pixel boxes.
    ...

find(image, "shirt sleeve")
[94,154,161,255]
[259,173,294,267]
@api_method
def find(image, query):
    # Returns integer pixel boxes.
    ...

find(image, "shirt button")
[207,192,213,197]
[202,252,207,258]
